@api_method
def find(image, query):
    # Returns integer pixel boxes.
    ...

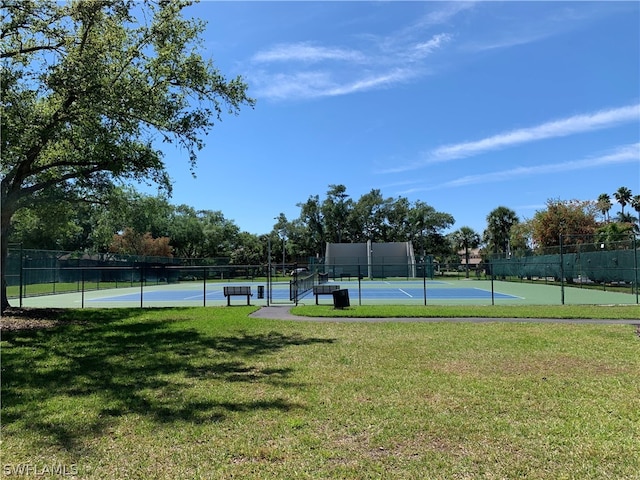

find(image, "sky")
[152,1,640,237]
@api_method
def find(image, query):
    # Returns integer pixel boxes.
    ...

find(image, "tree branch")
[0,41,65,58]
[17,164,107,198]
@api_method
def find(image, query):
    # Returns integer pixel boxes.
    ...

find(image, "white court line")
[398,288,413,298]
[472,287,524,299]
[184,290,225,300]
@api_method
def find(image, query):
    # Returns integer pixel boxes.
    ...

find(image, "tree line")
[8,184,639,269]
[7,184,457,264]
[449,187,640,278]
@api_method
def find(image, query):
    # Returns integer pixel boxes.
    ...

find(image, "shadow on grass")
[1,309,335,455]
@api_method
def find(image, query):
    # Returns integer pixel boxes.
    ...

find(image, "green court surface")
[12,278,639,308]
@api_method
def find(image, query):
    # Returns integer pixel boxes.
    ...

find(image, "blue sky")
[156,1,640,236]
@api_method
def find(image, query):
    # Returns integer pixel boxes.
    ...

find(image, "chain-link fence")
[5,238,639,306]
[488,235,639,293]
[4,248,270,299]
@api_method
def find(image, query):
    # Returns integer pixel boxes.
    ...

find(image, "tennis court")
[14,277,638,308]
[87,280,518,304]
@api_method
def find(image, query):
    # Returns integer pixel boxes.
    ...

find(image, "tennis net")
[289,272,317,302]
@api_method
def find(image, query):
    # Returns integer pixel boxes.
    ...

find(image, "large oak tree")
[0,0,254,310]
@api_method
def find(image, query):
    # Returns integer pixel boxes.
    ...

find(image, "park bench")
[312,284,340,304]
[223,286,252,306]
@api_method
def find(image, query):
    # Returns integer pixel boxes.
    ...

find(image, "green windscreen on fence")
[490,236,639,285]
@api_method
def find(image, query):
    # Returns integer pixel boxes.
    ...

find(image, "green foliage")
[595,221,635,244]
[321,184,352,243]
[594,187,639,235]
[508,221,533,256]
[9,203,84,250]
[229,231,265,265]
[614,186,633,215]
[450,226,481,278]
[296,194,325,257]
[295,185,454,259]
[597,193,613,222]
[483,206,519,255]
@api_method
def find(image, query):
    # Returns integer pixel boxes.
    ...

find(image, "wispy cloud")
[399,143,640,193]
[254,68,420,101]
[323,68,419,97]
[251,71,335,101]
[251,43,365,64]
[464,32,554,52]
[249,32,450,100]
[421,2,476,27]
[246,2,465,102]
[384,104,640,173]
[406,33,452,61]
[460,4,612,53]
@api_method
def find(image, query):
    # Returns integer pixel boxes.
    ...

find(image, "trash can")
[332,289,350,309]
[318,272,329,283]
[257,285,264,299]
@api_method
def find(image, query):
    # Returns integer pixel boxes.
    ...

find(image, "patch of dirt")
[0,307,72,332]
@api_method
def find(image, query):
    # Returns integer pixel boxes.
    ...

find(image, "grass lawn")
[291,304,640,319]
[2,307,639,479]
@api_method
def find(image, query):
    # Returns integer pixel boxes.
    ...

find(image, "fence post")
[203,267,207,307]
[491,269,495,306]
[140,265,144,308]
[559,234,565,305]
[81,268,85,309]
[634,234,638,304]
[267,237,271,306]
[358,264,362,306]
[423,259,427,306]
[19,243,24,308]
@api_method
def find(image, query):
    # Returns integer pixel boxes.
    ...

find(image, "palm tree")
[451,226,480,278]
[596,193,612,223]
[615,211,636,224]
[484,206,519,255]
[613,186,632,216]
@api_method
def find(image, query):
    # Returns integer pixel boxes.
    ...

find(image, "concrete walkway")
[249,306,640,325]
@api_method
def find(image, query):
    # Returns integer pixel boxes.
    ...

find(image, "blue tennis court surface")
[90,287,292,303]
[89,282,519,303]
